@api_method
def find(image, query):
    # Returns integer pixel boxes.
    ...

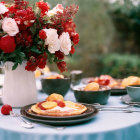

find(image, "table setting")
[0,0,140,140]
[0,72,140,140]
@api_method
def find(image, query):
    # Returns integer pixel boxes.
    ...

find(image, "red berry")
[55,51,64,60]
[53,100,65,108]
[1,104,12,115]
[57,61,67,73]
[58,101,65,108]
[70,46,75,54]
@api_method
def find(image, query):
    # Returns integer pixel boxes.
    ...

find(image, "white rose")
[0,3,8,14]
[2,18,19,36]
[44,28,60,53]
[59,32,71,55]
[47,4,64,17]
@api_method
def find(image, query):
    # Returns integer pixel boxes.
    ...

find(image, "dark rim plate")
[111,88,127,96]
[21,103,98,121]
[120,95,140,107]
[20,108,98,125]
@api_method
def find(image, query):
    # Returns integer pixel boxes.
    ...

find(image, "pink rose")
[59,32,71,55]
[2,18,19,36]
[0,3,8,14]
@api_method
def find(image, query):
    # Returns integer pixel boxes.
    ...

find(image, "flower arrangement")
[0,0,79,72]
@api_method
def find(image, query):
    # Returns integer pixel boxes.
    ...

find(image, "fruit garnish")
[41,101,57,109]
[1,104,12,115]
[46,93,64,102]
[53,100,65,108]
[98,79,110,86]
[56,76,62,79]
[37,101,46,110]
[84,82,99,91]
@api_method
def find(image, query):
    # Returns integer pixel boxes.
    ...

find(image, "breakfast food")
[84,82,99,91]
[29,93,87,116]
[35,66,50,78]
[35,70,41,78]
[83,75,140,89]
[121,76,140,88]
[46,74,64,79]
[46,93,64,102]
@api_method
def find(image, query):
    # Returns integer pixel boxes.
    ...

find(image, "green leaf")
[12,63,18,70]
[19,52,26,58]
[31,47,41,54]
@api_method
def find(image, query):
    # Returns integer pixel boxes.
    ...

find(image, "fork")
[10,111,65,130]
[10,111,34,129]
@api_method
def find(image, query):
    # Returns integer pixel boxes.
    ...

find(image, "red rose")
[55,51,64,60]
[36,2,49,14]
[39,30,47,39]
[71,32,79,45]
[70,46,75,54]
[37,53,47,69]
[25,56,37,71]
[25,61,37,72]
[0,36,16,53]
[63,21,76,35]
[57,61,67,73]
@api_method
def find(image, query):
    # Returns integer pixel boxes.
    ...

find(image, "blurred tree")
[99,53,140,78]
[108,0,140,54]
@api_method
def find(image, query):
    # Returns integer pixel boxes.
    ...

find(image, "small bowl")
[127,85,140,101]
[72,85,111,105]
[41,78,71,97]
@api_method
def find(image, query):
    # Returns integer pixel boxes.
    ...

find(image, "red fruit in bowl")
[1,104,12,115]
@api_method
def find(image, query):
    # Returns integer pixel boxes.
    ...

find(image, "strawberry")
[53,100,65,108]
[1,104,12,115]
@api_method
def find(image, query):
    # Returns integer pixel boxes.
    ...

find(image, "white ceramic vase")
[2,62,37,107]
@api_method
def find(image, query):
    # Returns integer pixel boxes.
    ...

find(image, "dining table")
[0,87,140,140]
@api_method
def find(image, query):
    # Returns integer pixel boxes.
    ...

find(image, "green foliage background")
[1,0,140,78]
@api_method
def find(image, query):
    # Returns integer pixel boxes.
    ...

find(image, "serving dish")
[127,85,140,101]
[41,77,70,96]
[81,77,127,96]
[72,85,111,105]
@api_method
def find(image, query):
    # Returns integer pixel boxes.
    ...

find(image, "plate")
[120,95,140,107]
[20,104,98,125]
[81,77,127,96]
[22,103,96,121]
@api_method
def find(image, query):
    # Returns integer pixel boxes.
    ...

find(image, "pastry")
[46,93,64,102]
[121,76,140,88]
[46,75,64,79]
[35,70,41,78]
[84,82,99,91]
[30,94,87,116]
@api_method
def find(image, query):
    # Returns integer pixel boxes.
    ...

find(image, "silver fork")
[82,103,132,110]
[10,111,34,129]
[10,111,65,130]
